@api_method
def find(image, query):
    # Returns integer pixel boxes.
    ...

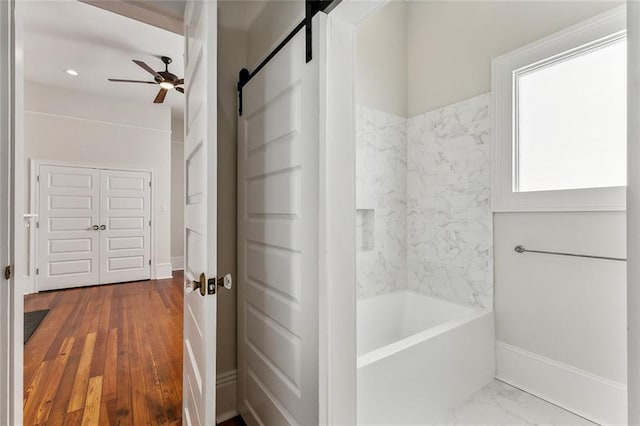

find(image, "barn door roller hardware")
[237,0,339,116]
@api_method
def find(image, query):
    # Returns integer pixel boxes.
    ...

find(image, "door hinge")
[149,259,151,266]
[148,220,151,227]
[36,175,40,182]
[36,221,39,229]
[36,268,39,275]
[4,265,11,280]
[149,181,152,188]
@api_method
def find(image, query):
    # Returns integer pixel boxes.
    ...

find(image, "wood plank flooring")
[24,273,184,425]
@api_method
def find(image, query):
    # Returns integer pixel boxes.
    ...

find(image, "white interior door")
[182,0,218,424]
[237,17,321,425]
[37,165,100,291]
[99,169,151,284]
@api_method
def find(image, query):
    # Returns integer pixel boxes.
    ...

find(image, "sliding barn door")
[182,0,218,425]
[237,17,322,425]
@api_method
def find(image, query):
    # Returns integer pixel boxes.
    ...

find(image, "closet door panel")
[37,165,100,291]
[99,169,151,284]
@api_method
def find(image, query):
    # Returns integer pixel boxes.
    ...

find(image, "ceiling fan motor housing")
[156,71,179,84]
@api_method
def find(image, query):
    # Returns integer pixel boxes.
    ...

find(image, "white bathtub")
[357,290,495,425]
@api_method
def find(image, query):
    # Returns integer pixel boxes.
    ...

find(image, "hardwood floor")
[24,273,184,425]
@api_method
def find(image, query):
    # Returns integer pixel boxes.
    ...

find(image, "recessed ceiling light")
[65,69,79,76]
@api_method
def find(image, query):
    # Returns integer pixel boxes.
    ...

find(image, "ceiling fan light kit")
[108,55,184,104]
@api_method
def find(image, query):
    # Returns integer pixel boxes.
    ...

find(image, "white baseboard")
[155,263,173,280]
[171,256,184,271]
[496,341,627,425]
[216,369,238,423]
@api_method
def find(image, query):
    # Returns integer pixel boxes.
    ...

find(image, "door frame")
[29,159,157,294]
[1,0,187,423]
[317,1,393,424]
[1,0,24,422]
[628,2,640,423]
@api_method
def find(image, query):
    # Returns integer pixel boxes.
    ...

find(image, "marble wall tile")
[356,105,408,299]
[407,93,493,308]
[356,94,493,308]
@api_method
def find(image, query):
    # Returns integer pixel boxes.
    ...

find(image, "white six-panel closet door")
[37,165,101,291]
[99,169,151,284]
[37,165,151,291]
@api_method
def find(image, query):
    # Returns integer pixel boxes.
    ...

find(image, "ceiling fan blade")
[108,78,157,84]
[176,87,184,94]
[133,60,164,81]
[175,79,184,86]
[154,88,168,104]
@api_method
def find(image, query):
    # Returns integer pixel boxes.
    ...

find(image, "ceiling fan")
[108,56,184,104]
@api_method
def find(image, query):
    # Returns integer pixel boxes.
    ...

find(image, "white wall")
[217,24,248,375]
[247,0,304,68]
[407,1,624,116]
[170,142,184,267]
[356,1,406,117]
[24,82,172,280]
[494,212,626,382]
[171,113,184,269]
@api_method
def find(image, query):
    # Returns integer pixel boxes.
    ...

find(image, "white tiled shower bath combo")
[356,94,495,424]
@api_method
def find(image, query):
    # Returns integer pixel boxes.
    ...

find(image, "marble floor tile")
[432,380,596,426]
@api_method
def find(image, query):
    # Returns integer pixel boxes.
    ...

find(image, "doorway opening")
[20,1,187,423]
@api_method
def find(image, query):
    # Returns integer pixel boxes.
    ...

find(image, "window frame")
[491,5,627,212]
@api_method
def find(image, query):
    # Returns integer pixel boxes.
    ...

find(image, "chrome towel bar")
[514,245,626,262]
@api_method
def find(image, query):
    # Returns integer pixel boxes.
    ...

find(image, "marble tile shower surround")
[356,105,408,299]
[407,93,493,309]
[356,93,493,309]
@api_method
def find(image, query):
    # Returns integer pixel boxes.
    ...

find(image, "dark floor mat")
[24,309,49,344]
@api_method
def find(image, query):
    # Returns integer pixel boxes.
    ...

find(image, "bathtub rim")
[357,293,493,369]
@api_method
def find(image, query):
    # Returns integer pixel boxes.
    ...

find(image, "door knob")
[218,274,233,290]
[185,273,232,296]
[100,225,107,230]
[91,225,99,231]
[192,272,207,296]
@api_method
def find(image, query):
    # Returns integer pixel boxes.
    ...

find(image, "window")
[516,36,626,193]
[492,6,626,211]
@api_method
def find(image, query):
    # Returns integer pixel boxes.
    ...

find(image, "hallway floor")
[435,379,597,425]
[23,273,183,425]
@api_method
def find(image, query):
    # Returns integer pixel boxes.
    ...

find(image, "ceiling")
[23,1,185,120]
[23,0,271,127]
